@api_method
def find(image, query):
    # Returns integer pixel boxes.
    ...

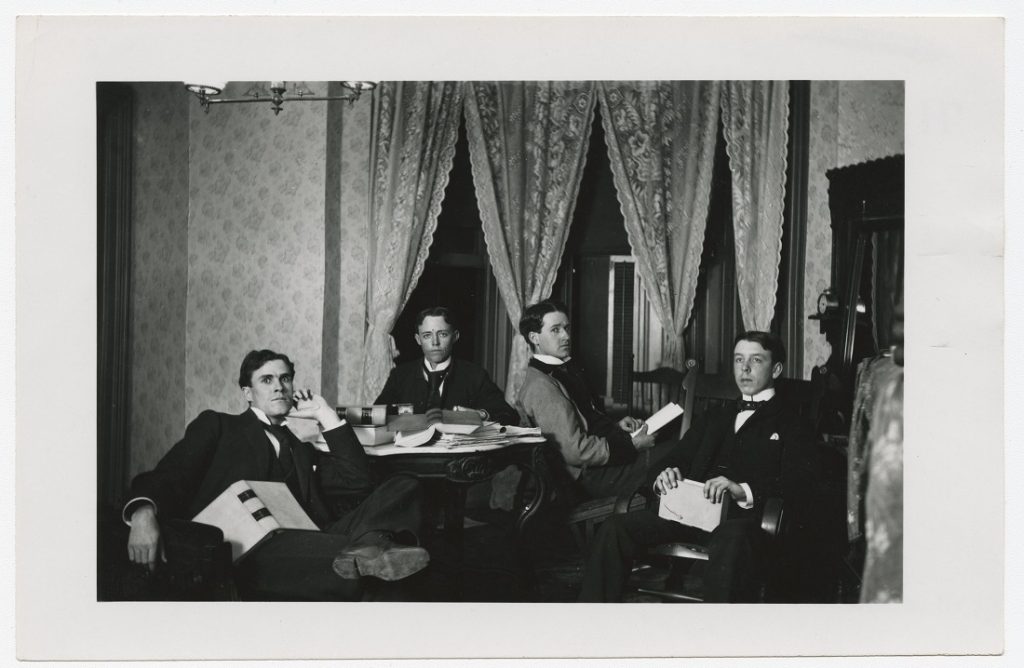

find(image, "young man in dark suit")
[374,306,519,425]
[124,349,429,601]
[577,331,817,603]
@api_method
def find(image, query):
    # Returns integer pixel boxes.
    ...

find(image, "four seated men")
[120,306,817,602]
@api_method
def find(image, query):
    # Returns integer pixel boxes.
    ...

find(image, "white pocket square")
[770,433,780,440]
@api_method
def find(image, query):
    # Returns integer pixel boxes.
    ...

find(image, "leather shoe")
[332,531,429,581]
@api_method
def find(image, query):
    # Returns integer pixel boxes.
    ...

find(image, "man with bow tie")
[374,306,519,425]
[123,349,429,600]
[578,331,817,602]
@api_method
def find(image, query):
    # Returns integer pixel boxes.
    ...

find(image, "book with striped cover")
[192,480,318,561]
[336,403,414,426]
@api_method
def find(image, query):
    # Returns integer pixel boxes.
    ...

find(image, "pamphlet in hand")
[631,402,684,437]
[657,478,725,533]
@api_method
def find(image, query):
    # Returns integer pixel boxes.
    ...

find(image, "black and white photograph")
[13,10,1010,663]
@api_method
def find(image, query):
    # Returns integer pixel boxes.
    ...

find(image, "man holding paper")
[578,331,817,602]
[123,349,429,601]
[515,300,674,500]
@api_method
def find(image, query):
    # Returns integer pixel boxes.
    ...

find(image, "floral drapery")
[721,81,791,331]
[599,81,721,369]
[464,81,597,401]
[359,81,464,401]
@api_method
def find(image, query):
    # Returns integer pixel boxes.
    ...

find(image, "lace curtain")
[464,81,597,401]
[599,81,721,369]
[359,81,464,401]
[721,81,791,331]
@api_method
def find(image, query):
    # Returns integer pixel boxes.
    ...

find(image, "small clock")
[817,288,840,315]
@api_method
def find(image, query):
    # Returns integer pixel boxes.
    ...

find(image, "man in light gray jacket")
[516,300,674,501]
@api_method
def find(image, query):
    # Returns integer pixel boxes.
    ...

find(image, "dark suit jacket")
[128,409,372,529]
[650,394,816,518]
[374,358,519,425]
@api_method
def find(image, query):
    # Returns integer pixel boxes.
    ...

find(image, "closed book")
[657,479,726,533]
[192,480,318,561]
[337,404,414,426]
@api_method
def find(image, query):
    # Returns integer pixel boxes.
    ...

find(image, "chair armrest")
[760,497,785,538]
[613,487,647,515]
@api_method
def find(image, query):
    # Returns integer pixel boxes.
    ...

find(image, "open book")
[192,480,318,561]
[389,410,484,447]
[631,402,684,437]
[657,478,726,532]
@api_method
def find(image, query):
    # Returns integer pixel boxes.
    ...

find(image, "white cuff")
[122,497,157,525]
[737,483,754,509]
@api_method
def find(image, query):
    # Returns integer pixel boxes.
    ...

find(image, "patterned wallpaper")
[184,82,329,420]
[129,83,190,476]
[329,95,373,406]
[805,81,840,379]
[838,81,905,168]
[803,81,904,378]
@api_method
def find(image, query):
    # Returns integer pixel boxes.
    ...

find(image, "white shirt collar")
[250,406,288,428]
[533,353,571,366]
[423,357,452,372]
[741,387,776,403]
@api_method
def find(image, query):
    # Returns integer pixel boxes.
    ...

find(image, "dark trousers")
[575,441,676,500]
[233,474,424,601]
[578,507,767,603]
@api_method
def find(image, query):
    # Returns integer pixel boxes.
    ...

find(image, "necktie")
[266,423,295,477]
[737,399,762,412]
[426,369,448,409]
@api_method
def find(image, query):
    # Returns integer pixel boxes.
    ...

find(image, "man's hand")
[704,476,744,504]
[618,416,643,433]
[289,389,342,430]
[127,504,163,572]
[631,424,655,450]
[424,407,444,423]
[653,466,684,495]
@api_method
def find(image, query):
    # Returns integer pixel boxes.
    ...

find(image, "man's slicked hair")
[415,306,457,331]
[733,331,786,368]
[519,300,569,350]
[238,349,295,388]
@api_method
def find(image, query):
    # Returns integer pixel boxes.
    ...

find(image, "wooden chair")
[633,360,818,602]
[629,366,687,418]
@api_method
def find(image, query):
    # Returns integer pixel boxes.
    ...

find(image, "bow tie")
[737,399,763,412]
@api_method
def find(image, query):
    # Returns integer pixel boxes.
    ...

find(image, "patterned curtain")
[464,81,597,401]
[599,81,721,369]
[359,81,464,401]
[721,81,791,331]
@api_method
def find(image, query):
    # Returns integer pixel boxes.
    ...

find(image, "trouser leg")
[703,517,766,602]
[234,530,362,601]
[577,441,677,499]
[326,474,425,541]
[235,476,426,601]
[578,509,698,602]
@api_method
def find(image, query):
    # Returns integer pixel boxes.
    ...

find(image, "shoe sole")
[333,546,430,582]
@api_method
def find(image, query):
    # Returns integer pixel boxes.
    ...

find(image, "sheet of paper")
[632,402,684,437]
[657,479,723,532]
